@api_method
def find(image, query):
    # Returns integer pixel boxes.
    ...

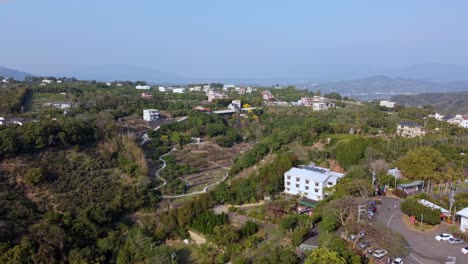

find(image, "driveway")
[376,197,466,264]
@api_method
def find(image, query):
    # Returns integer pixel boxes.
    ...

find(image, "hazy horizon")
[2,0,468,82]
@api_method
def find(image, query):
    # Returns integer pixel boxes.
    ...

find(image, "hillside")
[391,91,468,114]
[298,75,468,100]
[0,66,34,80]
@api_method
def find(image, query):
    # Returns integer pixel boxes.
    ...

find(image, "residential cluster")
[429,113,468,128]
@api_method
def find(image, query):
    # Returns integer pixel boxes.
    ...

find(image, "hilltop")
[298,75,468,100]
[0,66,34,80]
[391,91,468,114]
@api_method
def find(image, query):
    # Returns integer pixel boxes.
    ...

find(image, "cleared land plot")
[29,92,68,111]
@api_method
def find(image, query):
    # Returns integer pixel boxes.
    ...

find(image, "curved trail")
[153,148,230,198]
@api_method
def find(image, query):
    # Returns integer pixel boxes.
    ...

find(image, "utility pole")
[448,189,455,222]
[420,213,424,231]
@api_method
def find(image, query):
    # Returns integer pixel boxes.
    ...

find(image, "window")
[286,188,290,191]
[328,182,333,185]
[315,182,319,187]
[305,186,309,190]
[287,181,290,186]
[296,177,300,182]
[296,184,300,188]
[287,176,291,180]
[305,180,309,184]
[314,188,319,193]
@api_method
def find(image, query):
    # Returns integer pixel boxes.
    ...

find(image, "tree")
[211,225,239,246]
[335,137,369,169]
[24,168,46,185]
[304,248,346,264]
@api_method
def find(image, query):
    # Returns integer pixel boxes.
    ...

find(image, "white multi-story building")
[143,109,159,121]
[396,121,426,137]
[207,90,228,102]
[379,100,396,108]
[460,119,468,128]
[136,85,151,90]
[284,165,345,201]
[173,88,185,94]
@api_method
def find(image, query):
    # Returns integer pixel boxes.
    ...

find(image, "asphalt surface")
[376,197,466,264]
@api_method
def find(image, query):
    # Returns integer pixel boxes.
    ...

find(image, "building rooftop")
[399,121,422,127]
[456,207,468,218]
[397,180,424,188]
[285,166,344,183]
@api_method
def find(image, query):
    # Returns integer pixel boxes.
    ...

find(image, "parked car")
[359,240,371,249]
[393,257,404,264]
[435,233,453,241]
[358,231,366,238]
[349,234,357,241]
[461,247,468,254]
[372,249,388,259]
[448,238,464,245]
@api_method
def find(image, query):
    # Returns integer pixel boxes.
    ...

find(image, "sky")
[1,0,468,82]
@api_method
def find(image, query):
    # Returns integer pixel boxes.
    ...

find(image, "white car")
[372,249,388,259]
[435,233,453,241]
[393,257,404,264]
[462,247,468,254]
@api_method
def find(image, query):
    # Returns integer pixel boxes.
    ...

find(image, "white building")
[456,207,468,232]
[207,90,228,102]
[434,113,444,121]
[143,109,160,121]
[136,85,151,90]
[228,100,241,110]
[380,100,396,108]
[0,117,6,125]
[460,119,468,128]
[173,88,185,94]
[387,168,402,179]
[42,79,53,84]
[284,165,345,201]
[396,121,426,138]
[223,84,236,91]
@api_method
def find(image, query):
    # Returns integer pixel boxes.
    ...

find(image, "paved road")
[376,197,466,264]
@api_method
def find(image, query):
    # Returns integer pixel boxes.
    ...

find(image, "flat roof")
[397,180,424,188]
[285,166,344,183]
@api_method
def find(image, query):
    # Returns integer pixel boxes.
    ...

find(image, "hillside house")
[141,93,152,99]
[143,109,159,121]
[456,207,468,232]
[261,91,274,101]
[136,85,151,90]
[397,180,424,194]
[379,100,396,108]
[0,117,6,125]
[284,165,345,201]
[172,88,185,94]
[207,90,228,102]
[396,121,426,138]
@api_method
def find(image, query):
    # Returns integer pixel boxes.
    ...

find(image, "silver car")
[448,238,464,245]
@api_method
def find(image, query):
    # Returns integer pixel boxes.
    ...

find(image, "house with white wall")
[396,121,426,138]
[284,165,345,201]
[456,207,468,232]
[143,109,160,121]
[173,88,185,94]
[379,100,396,108]
[136,85,151,90]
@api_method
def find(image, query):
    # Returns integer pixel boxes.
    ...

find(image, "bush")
[400,198,441,225]
[24,168,46,185]
[240,221,258,237]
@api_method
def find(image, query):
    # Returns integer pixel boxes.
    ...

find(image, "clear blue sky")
[1,0,468,81]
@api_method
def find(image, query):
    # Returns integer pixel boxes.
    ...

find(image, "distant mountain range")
[298,76,468,101]
[391,91,468,114]
[0,67,34,80]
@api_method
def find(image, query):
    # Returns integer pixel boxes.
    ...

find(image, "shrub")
[240,221,258,237]
[400,198,441,225]
[24,168,46,185]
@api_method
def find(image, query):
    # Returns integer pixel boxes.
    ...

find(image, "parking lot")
[376,197,466,264]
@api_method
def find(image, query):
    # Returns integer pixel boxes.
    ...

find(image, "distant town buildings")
[207,90,228,102]
[261,91,275,101]
[143,109,160,121]
[396,121,426,138]
[136,85,151,90]
[379,100,396,108]
[172,88,185,94]
[284,165,345,201]
[223,84,236,91]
